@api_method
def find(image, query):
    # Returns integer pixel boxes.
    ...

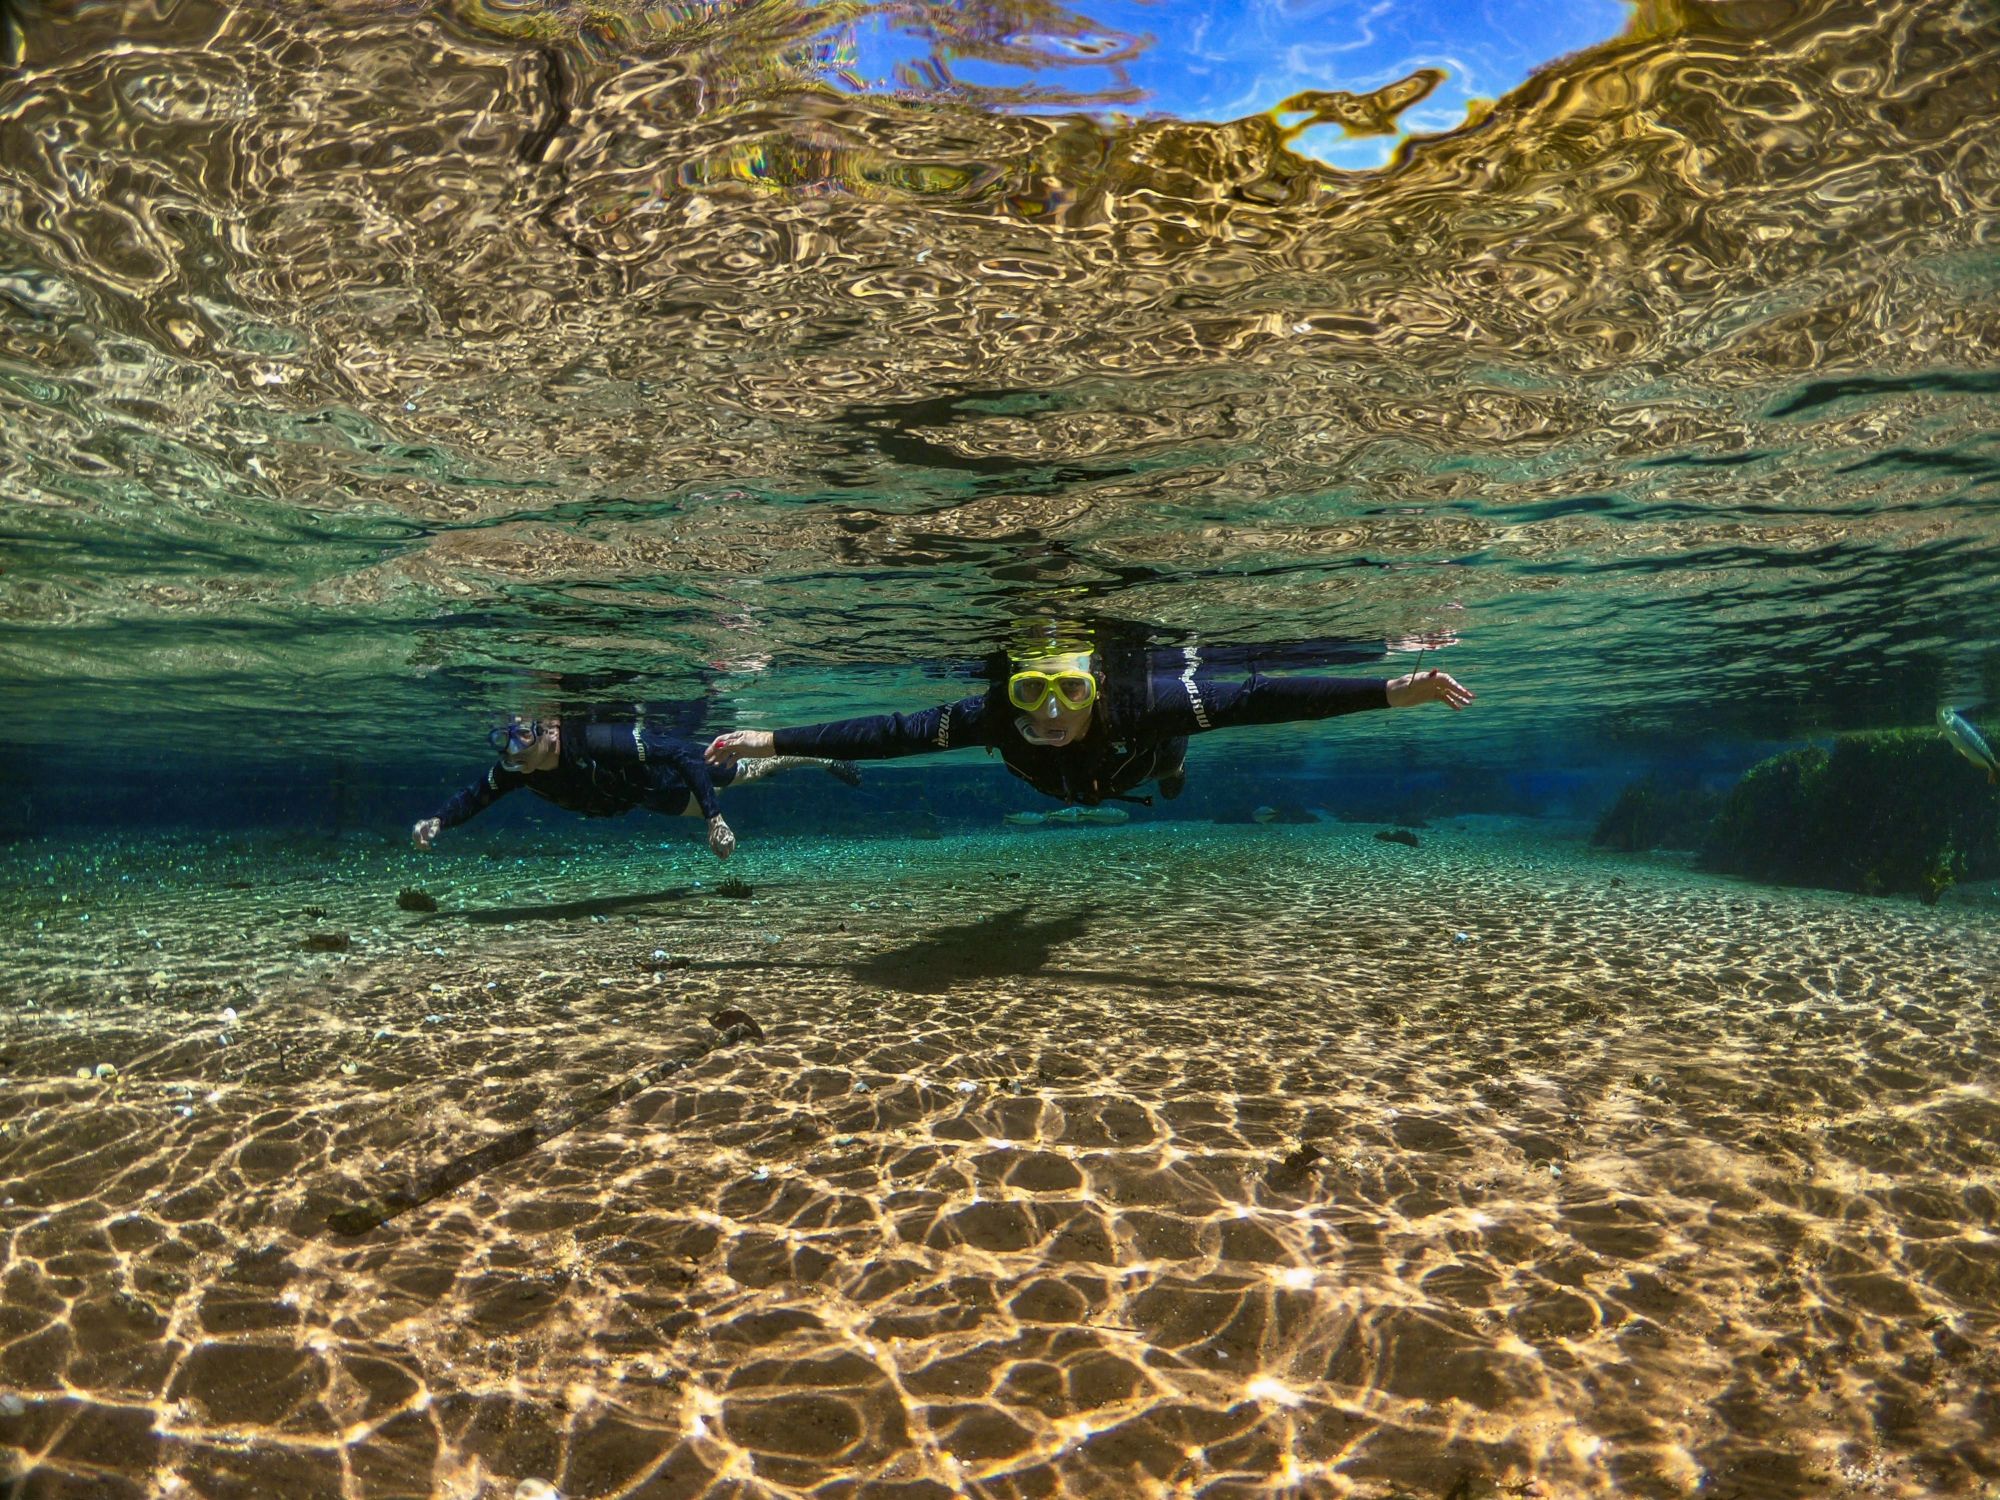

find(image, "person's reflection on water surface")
[705,627,1472,807]
[413,705,862,859]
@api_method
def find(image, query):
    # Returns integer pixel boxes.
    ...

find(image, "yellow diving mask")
[1006,651,1098,713]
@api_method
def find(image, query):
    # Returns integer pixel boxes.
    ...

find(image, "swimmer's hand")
[412,817,441,850]
[705,730,774,768]
[707,815,737,860]
[1387,669,1474,710]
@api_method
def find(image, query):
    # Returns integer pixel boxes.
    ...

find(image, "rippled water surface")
[3,0,2000,1495]
[2,0,1996,756]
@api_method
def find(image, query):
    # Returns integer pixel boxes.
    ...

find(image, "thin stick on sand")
[322,1014,763,1237]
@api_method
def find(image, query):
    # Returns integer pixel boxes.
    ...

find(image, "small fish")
[1251,805,1278,824]
[1938,706,1998,783]
[1045,806,1083,824]
[1003,811,1046,826]
[1078,807,1129,825]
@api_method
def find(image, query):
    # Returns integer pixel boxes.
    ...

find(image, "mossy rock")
[1703,730,2000,900]
[1591,777,1722,853]
[1702,746,1828,881]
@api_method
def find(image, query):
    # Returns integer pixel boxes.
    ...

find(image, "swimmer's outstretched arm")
[707,694,990,768]
[411,764,527,849]
[1137,669,1472,737]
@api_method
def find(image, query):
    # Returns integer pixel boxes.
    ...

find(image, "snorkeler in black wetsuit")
[704,636,1473,807]
[413,712,860,859]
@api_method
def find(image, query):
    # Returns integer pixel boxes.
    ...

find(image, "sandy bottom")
[1,821,1997,1499]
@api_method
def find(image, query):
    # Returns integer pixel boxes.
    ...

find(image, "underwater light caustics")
[3,827,1998,1497]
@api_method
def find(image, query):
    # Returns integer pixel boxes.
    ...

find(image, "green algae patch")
[1590,777,1722,853]
[1703,731,2000,902]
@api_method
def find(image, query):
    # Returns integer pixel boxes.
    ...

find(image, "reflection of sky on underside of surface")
[844,0,1634,167]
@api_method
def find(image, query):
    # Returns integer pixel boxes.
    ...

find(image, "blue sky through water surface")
[843,0,1634,167]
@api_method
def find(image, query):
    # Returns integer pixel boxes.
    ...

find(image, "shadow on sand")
[683,905,1273,1000]
[841,903,1095,991]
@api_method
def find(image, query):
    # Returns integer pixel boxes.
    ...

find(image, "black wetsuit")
[769,643,1391,806]
[430,716,734,831]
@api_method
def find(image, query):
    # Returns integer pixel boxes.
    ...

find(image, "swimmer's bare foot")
[734,754,859,786]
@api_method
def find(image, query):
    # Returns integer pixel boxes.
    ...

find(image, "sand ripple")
[2,824,1997,1497]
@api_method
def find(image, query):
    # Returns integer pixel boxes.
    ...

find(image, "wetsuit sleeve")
[771,695,991,759]
[1135,672,1389,736]
[432,763,525,829]
[1147,637,1388,675]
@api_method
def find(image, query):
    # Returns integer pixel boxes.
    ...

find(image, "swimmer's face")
[1014,698,1093,747]
[1008,652,1104,752]
[497,717,558,773]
